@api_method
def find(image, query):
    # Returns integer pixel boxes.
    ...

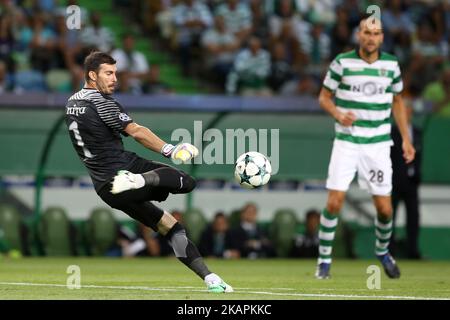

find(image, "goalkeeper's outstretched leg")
[100,182,233,293]
[110,167,195,195]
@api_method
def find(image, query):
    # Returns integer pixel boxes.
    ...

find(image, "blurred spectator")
[269,20,305,72]
[144,64,173,94]
[381,0,415,52]
[330,7,352,58]
[409,21,446,89]
[423,67,450,117]
[226,36,272,96]
[301,23,330,78]
[115,224,147,257]
[228,203,275,258]
[290,208,320,258]
[79,11,115,53]
[198,212,237,258]
[111,33,151,94]
[155,0,179,40]
[268,0,303,41]
[0,60,13,93]
[268,41,294,92]
[19,11,56,72]
[249,0,269,46]
[215,0,252,44]
[114,210,184,257]
[0,13,15,73]
[390,103,423,260]
[172,0,213,75]
[306,0,336,26]
[201,14,239,88]
[53,12,79,70]
[279,71,319,96]
[142,210,184,257]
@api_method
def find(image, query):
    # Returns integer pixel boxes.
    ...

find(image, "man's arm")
[392,94,415,164]
[124,122,199,162]
[318,87,356,126]
[124,122,166,153]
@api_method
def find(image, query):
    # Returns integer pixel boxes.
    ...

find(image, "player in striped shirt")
[315,17,416,279]
[65,51,232,293]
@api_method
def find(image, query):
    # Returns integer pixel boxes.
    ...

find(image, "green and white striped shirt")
[323,49,403,145]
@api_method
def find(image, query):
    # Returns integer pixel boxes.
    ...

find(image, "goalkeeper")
[65,51,232,293]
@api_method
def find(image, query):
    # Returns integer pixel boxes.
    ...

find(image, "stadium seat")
[182,208,207,245]
[45,69,72,93]
[0,204,28,254]
[85,208,118,256]
[270,209,298,257]
[38,207,76,256]
[14,70,47,92]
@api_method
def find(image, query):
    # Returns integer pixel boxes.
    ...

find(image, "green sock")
[318,209,339,264]
[375,214,393,256]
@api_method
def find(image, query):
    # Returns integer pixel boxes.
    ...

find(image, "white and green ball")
[234,152,272,189]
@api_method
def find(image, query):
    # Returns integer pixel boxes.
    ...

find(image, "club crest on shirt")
[379,68,388,77]
[119,113,131,122]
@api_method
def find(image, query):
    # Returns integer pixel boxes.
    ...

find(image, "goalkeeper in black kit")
[65,51,232,293]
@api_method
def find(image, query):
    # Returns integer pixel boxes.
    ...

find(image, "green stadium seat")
[85,208,118,256]
[38,207,76,256]
[270,209,298,257]
[183,208,207,245]
[0,205,27,254]
[46,69,72,93]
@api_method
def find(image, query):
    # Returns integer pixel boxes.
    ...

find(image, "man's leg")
[373,195,400,278]
[316,190,345,279]
[99,186,232,293]
[404,186,421,259]
[150,209,233,293]
[111,167,195,195]
[389,190,401,255]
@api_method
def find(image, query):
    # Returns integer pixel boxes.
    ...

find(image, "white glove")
[161,143,199,163]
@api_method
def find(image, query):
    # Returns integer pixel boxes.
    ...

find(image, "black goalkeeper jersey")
[65,88,139,192]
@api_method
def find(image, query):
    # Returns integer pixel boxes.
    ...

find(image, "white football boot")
[205,273,234,293]
[110,170,143,194]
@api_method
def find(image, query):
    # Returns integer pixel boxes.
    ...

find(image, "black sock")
[165,223,210,279]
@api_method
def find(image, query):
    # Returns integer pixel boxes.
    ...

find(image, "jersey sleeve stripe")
[323,83,335,92]
[323,76,339,90]
[329,69,342,82]
[392,75,402,84]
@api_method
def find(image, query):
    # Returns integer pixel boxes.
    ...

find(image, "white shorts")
[326,140,393,196]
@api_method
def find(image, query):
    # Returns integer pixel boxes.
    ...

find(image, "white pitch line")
[0,282,448,300]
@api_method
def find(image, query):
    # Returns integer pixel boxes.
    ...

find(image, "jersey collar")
[355,46,382,64]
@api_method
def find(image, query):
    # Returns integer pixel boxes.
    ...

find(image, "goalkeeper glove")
[161,143,199,163]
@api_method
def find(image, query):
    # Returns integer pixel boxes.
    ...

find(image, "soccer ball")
[234,152,272,189]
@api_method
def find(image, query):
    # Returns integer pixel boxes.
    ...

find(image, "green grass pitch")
[0,258,449,300]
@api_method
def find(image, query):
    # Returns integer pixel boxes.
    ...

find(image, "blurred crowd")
[115,203,329,259]
[0,0,171,94]
[0,0,449,115]
[149,0,450,114]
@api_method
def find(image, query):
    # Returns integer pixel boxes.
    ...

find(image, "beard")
[362,43,379,55]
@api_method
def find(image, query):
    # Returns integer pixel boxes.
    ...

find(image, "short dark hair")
[84,51,116,82]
